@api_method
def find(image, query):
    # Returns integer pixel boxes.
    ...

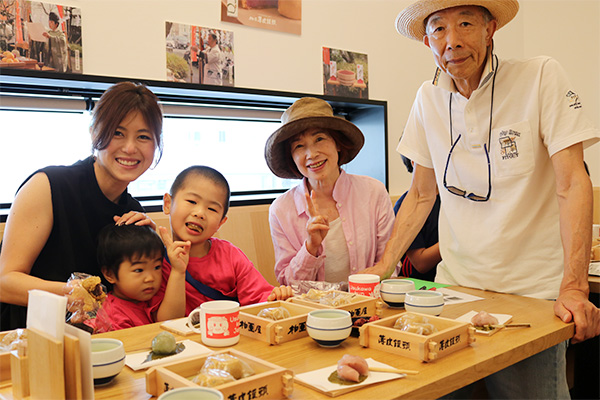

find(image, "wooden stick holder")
[15,328,83,400]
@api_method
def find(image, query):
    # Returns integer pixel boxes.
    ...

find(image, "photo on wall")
[221,0,301,35]
[166,21,234,87]
[0,0,82,73]
[322,47,368,99]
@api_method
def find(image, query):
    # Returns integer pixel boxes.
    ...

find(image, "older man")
[365,0,600,397]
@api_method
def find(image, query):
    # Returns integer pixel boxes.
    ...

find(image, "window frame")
[0,69,389,222]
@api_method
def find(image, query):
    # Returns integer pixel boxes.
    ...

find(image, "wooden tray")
[359,312,475,362]
[288,290,383,318]
[239,301,317,345]
[146,348,294,399]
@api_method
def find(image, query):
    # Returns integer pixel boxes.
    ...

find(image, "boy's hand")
[158,226,190,274]
[267,285,294,301]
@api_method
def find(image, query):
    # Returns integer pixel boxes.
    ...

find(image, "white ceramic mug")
[348,274,380,297]
[187,300,240,347]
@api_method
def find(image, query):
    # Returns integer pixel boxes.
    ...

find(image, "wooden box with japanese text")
[288,290,382,319]
[359,312,476,362]
[239,301,317,345]
[145,349,294,399]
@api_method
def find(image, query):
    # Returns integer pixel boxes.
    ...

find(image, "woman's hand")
[267,285,294,301]
[305,192,329,257]
[113,211,157,230]
[158,226,190,275]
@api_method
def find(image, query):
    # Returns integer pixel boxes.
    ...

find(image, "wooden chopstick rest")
[369,366,419,375]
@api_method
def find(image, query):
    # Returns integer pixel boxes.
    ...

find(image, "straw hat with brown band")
[264,97,365,179]
[395,0,519,41]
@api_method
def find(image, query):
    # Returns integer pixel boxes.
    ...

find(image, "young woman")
[0,81,163,329]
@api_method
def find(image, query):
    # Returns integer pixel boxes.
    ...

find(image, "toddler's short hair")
[97,224,165,280]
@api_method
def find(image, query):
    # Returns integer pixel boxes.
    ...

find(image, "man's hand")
[359,262,394,279]
[554,288,600,343]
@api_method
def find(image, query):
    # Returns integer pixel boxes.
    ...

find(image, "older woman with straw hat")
[265,97,395,286]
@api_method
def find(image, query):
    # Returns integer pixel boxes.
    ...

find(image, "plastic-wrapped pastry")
[393,314,438,335]
[257,307,291,321]
[0,329,27,352]
[302,289,355,306]
[192,368,236,387]
[200,353,254,380]
[320,291,353,307]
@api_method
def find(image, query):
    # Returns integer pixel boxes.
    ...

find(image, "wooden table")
[1,286,573,399]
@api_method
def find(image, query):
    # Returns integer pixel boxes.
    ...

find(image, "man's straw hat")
[264,97,364,179]
[395,0,519,41]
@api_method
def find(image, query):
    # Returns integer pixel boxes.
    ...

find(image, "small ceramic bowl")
[379,279,415,308]
[158,387,224,400]
[404,290,444,316]
[306,309,352,347]
[91,338,126,386]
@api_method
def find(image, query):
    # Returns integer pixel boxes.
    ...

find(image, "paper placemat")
[125,339,211,371]
[589,261,600,277]
[161,318,195,336]
[437,287,484,305]
[295,358,405,397]
[455,311,513,336]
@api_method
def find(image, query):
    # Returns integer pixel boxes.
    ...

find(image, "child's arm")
[156,226,190,321]
[267,285,294,301]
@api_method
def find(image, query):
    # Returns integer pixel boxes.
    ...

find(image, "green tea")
[313,311,346,318]
[91,342,120,352]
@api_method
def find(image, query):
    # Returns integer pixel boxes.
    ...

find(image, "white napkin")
[26,289,67,340]
[125,339,211,371]
[295,358,405,395]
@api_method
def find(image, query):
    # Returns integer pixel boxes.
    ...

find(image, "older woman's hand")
[113,211,157,230]
[305,192,329,257]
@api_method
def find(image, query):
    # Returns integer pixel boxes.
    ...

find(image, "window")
[0,71,388,222]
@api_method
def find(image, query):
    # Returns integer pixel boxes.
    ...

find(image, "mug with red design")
[187,300,240,347]
[348,274,380,298]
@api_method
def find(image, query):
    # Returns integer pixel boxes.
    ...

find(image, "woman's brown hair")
[90,81,163,164]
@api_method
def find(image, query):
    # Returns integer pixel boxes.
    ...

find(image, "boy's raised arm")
[155,226,190,321]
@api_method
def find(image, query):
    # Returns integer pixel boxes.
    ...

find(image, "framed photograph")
[0,1,82,73]
[166,21,234,86]
[323,47,368,99]
[221,0,301,35]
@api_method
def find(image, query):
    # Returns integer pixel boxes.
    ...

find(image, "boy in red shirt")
[154,165,292,316]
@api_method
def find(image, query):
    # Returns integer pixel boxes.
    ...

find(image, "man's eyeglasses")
[442,134,491,202]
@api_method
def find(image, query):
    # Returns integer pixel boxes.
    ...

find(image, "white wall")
[73,0,598,196]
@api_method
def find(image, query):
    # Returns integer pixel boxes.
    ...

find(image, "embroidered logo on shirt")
[499,129,520,160]
[566,90,582,109]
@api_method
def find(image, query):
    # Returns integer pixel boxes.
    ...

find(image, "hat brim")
[395,0,519,41]
[265,116,365,179]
